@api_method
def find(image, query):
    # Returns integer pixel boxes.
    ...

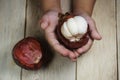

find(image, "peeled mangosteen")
[55,12,89,50]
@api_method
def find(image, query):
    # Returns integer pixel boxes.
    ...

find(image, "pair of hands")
[40,10,101,61]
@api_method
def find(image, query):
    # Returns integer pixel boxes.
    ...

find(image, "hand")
[40,10,78,61]
[73,12,102,57]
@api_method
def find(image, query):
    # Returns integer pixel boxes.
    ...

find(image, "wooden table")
[0,0,119,80]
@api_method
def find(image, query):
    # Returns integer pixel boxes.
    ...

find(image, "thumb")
[40,20,49,30]
[91,30,102,40]
[87,19,102,40]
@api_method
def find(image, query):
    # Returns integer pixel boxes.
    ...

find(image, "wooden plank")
[22,0,76,80]
[117,0,120,80]
[0,0,26,80]
[77,0,117,80]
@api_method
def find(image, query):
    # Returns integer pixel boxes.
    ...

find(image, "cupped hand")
[73,12,102,57]
[40,10,78,61]
[40,11,102,61]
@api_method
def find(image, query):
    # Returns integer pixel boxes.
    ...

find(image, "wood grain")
[117,0,120,80]
[22,0,76,80]
[77,0,117,80]
[0,0,26,80]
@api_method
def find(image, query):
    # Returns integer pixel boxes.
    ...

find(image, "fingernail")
[74,51,79,57]
[41,22,48,30]
[71,58,77,62]
[92,31,102,40]
[69,53,76,59]
[96,33,102,40]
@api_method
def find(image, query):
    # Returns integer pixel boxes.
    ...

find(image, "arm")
[73,0,96,16]
[41,0,61,12]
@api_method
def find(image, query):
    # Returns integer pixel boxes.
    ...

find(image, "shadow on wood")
[36,37,55,68]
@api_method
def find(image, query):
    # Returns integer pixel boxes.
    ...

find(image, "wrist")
[43,8,62,14]
[73,9,92,16]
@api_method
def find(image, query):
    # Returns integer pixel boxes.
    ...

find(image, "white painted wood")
[77,0,117,80]
[117,0,120,80]
[22,0,76,80]
[61,0,71,13]
[0,0,26,80]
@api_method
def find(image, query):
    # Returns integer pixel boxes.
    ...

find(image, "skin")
[40,0,102,61]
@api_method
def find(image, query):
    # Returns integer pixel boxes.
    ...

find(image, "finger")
[39,16,49,30]
[53,41,76,58]
[40,21,49,30]
[53,41,77,59]
[54,43,77,61]
[45,32,76,59]
[87,18,102,40]
[54,43,70,57]
[71,58,77,62]
[73,50,79,57]
[68,52,77,60]
[45,21,58,33]
[76,38,93,55]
